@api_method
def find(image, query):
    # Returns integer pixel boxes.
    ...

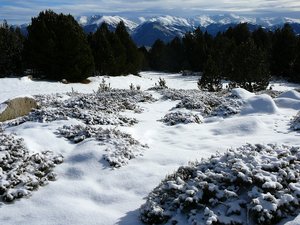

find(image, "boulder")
[0,97,37,122]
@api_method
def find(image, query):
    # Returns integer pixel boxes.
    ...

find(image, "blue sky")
[1,0,300,24]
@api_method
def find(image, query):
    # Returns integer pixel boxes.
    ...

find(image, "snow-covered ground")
[0,72,300,225]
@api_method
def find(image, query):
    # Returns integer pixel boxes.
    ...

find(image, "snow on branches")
[291,112,300,131]
[160,111,202,126]
[3,89,156,127]
[140,144,300,225]
[0,132,63,203]
[57,124,148,168]
[158,89,244,118]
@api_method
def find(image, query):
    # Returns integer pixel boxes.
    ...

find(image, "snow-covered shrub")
[140,144,300,225]
[57,125,148,168]
[159,89,244,117]
[148,78,168,90]
[0,132,63,203]
[160,111,202,126]
[291,112,300,131]
[97,78,111,92]
[3,90,156,127]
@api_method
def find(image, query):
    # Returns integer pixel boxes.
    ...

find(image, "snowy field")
[0,72,300,225]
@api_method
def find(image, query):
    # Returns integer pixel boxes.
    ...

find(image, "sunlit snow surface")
[0,72,300,225]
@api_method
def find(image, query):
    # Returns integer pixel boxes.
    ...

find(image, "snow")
[231,87,255,100]
[0,72,300,225]
[0,103,7,113]
[278,90,300,101]
[240,94,279,115]
[149,15,191,27]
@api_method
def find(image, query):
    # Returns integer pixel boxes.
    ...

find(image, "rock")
[61,79,68,84]
[0,97,38,122]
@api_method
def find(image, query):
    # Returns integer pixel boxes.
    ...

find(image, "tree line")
[0,10,300,91]
[0,10,143,82]
[144,23,300,91]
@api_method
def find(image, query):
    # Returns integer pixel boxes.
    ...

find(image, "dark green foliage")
[229,39,270,92]
[271,24,297,79]
[115,21,142,75]
[88,23,115,76]
[0,21,24,77]
[225,23,251,45]
[149,39,168,71]
[25,10,94,82]
[182,28,208,71]
[198,55,222,92]
[88,21,142,76]
[292,37,300,82]
[138,46,150,71]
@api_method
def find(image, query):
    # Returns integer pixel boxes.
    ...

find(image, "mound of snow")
[140,144,300,225]
[241,94,279,115]
[212,117,264,136]
[277,90,300,100]
[274,98,300,110]
[231,88,255,100]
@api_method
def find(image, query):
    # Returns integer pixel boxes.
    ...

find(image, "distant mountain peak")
[77,15,138,31]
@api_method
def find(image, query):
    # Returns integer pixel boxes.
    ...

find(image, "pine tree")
[89,23,115,75]
[292,37,300,82]
[165,37,184,72]
[149,39,168,71]
[229,38,270,92]
[0,21,24,77]
[271,24,297,79]
[198,55,222,92]
[115,21,142,75]
[25,10,94,82]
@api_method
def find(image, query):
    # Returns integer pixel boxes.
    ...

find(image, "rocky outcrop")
[0,97,37,122]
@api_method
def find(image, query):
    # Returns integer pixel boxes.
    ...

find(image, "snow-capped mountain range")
[76,13,300,46]
[18,13,300,47]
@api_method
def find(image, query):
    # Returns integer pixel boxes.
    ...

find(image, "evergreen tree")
[292,37,300,82]
[25,10,94,82]
[198,55,222,92]
[0,21,24,77]
[229,39,270,91]
[226,23,251,45]
[108,29,126,76]
[89,23,115,75]
[271,24,297,79]
[139,46,150,71]
[149,39,168,71]
[115,21,142,75]
[182,28,207,71]
[165,37,184,72]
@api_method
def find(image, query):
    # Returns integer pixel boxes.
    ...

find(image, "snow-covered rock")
[140,144,300,225]
[0,96,37,122]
